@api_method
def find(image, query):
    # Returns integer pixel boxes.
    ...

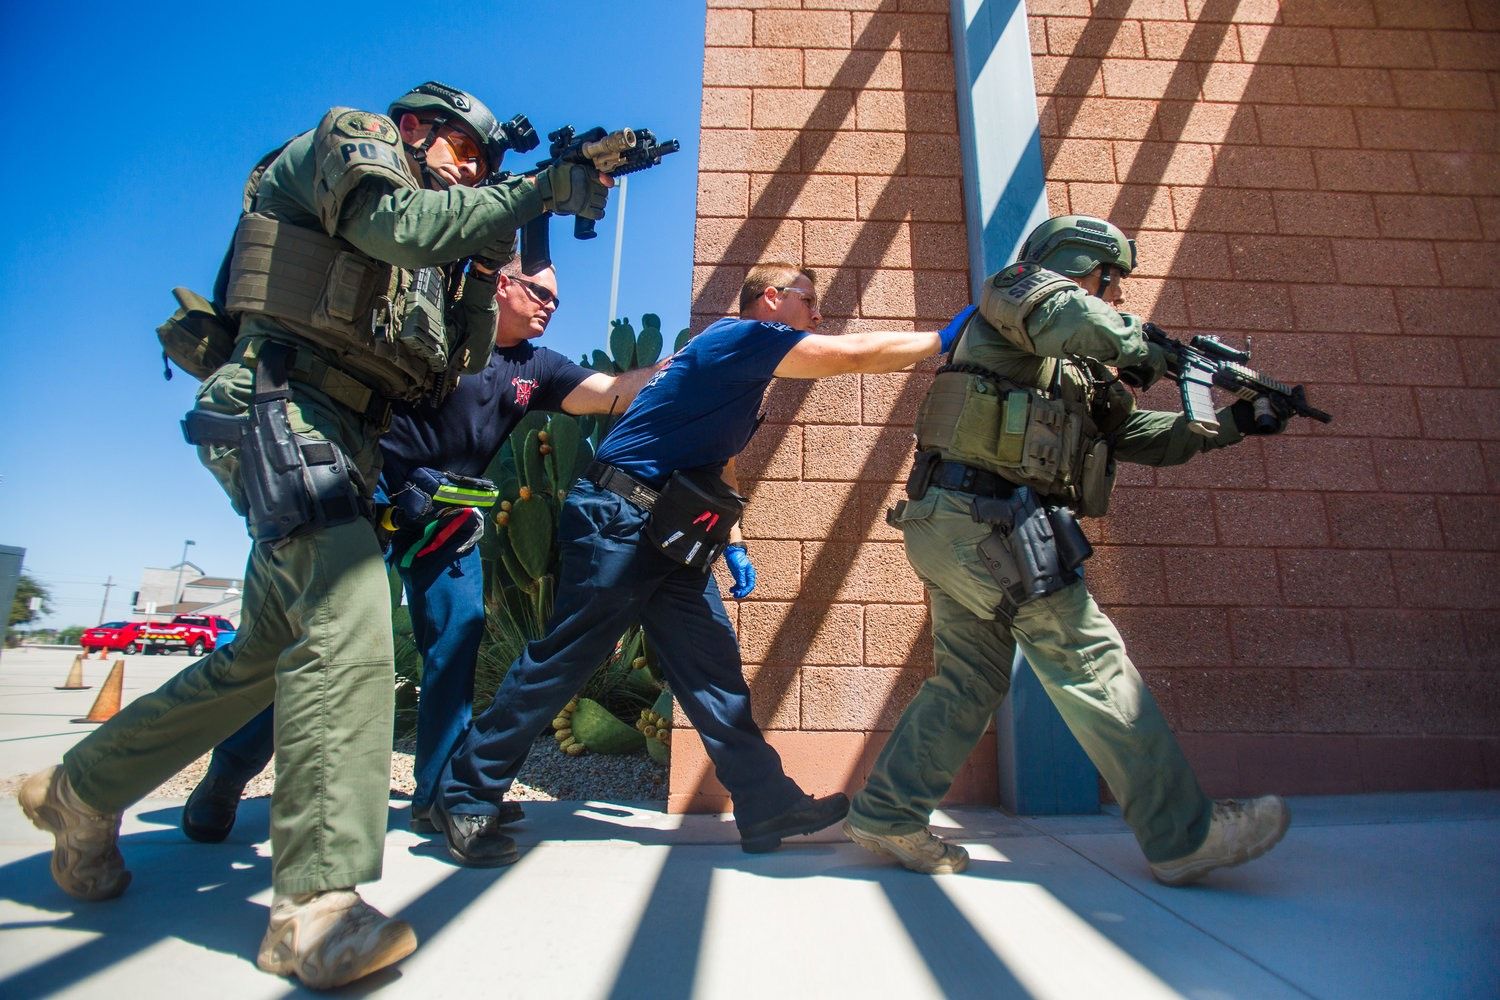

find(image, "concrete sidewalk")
[2,651,1497,998]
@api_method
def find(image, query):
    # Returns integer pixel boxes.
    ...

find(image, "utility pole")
[97,575,114,625]
[171,539,196,617]
[607,174,629,330]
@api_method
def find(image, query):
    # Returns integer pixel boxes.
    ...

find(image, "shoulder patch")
[331,110,398,145]
[977,264,1074,355]
[311,107,416,235]
[760,321,795,333]
[992,262,1048,293]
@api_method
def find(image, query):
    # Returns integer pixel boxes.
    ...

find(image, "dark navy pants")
[440,479,803,828]
[205,541,486,813]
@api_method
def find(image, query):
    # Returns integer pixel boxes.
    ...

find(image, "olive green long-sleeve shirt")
[254,128,543,267]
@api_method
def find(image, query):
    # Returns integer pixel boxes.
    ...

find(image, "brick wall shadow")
[679,0,975,810]
[1034,0,1500,793]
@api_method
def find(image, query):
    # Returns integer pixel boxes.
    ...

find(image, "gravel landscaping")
[1,735,667,803]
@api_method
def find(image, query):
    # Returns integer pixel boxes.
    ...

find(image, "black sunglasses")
[511,275,562,310]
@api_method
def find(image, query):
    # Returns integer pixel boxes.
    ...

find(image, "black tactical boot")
[738,793,850,854]
[410,799,524,834]
[429,799,520,868]
[182,766,249,843]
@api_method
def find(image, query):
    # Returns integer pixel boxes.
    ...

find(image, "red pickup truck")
[139,614,236,656]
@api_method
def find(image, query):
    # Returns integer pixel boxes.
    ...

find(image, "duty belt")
[231,339,391,427]
[584,461,659,511]
[932,460,1017,498]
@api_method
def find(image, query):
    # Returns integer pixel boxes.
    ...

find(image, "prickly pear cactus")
[475,315,691,757]
[638,688,673,764]
[572,697,647,754]
[553,697,585,756]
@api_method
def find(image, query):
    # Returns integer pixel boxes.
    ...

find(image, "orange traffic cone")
[55,654,92,691]
[95,646,109,660]
[73,660,125,723]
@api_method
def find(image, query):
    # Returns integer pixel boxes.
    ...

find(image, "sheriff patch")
[333,111,398,145]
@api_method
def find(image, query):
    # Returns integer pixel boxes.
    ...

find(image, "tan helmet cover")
[312,107,419,235]
[976,262,1077,353]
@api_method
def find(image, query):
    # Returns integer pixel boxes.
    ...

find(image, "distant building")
[134,563,242,624]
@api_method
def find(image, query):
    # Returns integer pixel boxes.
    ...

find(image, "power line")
[25,575,115,586]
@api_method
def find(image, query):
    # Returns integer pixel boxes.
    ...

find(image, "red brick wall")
[674,0,1500,813]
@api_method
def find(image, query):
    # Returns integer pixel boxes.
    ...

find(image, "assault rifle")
[1136,323,1333,437]
[519,124,681,274]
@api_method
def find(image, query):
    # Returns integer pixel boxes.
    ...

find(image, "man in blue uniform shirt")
[432,262,968,866]
[182,261,655,840]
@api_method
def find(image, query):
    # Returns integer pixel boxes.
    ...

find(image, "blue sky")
[0,2,707,627]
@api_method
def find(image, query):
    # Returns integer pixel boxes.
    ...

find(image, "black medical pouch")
[645,468,746,571]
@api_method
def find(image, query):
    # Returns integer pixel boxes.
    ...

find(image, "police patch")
[333,110,398,145]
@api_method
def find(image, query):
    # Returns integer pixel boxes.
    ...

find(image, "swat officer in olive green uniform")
[844,215,1293,885]
[19,81,611,989]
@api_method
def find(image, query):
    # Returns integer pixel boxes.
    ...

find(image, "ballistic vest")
[220,109,481,405]
[913,314,1132,516]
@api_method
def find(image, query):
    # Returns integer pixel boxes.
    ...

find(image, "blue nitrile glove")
[724,544,756,600]
[938,305,976,354]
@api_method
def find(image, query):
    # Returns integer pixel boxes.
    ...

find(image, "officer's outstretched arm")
[561,363,662,416]
[774,330,940,379]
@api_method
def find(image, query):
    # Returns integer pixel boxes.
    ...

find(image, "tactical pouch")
[645,469,746,572]
[916,371,999,455]
[1048,504,1094,572]
[996,390,1030,465]
[906,450,940,501]
[1077,439,1115,517]
[394,267,449,372]
[1018,393,1078,490]
[971,488,1087,620]
[157,287,237,381]
[314,248,384,328]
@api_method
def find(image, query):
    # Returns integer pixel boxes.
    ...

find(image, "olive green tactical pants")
[850,487,1212,863]
[64,361,395,894]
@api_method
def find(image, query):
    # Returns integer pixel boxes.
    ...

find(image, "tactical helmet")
[1017,215,1137,277]
[388,81,537,184]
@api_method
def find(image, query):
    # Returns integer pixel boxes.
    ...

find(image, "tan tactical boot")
[1150,795,1291,887]
[18,766,131,901]
[843,819,969,875]
[256,889,418,990]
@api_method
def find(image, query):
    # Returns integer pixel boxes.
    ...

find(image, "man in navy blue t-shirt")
[182,262,657,842]
[433,262,964,866]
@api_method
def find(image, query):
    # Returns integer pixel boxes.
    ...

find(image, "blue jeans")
[205,542,486,813]
[440,479,804,828]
